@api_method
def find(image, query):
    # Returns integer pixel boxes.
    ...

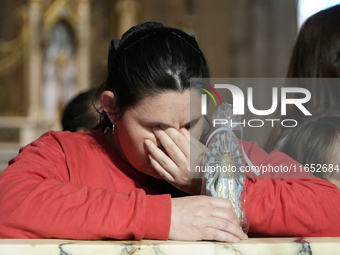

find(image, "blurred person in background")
[265,4,340,152]
[61,89,101,132]
[280,114,340,189]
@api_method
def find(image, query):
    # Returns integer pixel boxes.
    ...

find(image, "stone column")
[77,0,91,92]
[25,0,43,146]
[115,0,141,37]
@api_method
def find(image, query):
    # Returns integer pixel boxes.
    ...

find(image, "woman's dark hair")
[95,22,210,129]
[280,114,340,178]
[265,5,340,152]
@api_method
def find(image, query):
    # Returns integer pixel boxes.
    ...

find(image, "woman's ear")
[100,91,116,123]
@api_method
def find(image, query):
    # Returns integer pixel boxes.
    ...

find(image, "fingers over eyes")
[154,127,190,158]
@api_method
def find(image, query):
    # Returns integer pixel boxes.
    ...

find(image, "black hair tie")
[108,39,121,67]
[110,39,121,52]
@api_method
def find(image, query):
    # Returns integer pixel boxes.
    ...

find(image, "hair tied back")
[109,39,121,52]
[108,39,121,66]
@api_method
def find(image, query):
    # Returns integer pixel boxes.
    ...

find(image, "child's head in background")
[61,89,100,132]
[280,114,340,189]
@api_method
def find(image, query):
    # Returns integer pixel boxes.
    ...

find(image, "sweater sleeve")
[243,141,340,237]
[0,132,171,240]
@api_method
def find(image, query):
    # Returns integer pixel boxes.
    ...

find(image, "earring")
[112,123,115,131]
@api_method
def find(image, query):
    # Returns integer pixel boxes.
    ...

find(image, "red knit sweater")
[0,129,339,239]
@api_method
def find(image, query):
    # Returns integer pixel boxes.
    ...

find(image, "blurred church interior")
[0,0,337,172]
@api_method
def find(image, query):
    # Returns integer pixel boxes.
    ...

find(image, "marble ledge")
[1,237,340,255]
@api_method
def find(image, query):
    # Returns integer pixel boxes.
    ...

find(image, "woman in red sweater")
[0,22,339,241]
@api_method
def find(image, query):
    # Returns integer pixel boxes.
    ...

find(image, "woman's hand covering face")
[144,126,205,194]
